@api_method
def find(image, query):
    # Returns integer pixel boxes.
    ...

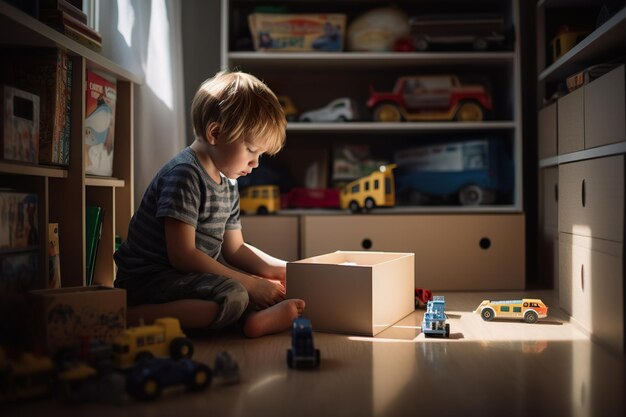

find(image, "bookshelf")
[0,1,140,288]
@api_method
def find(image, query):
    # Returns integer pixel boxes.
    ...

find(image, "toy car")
[409,14,506,51]
[367,75,492,122]
[474,299,548,324]
[340,164,396,212]
[287,318,320,369]
[281,187,340,209]
[299,98,355,122]
[240,185,281,215]
[415,288,433,309]
[278,96,298,121]
[421,296,450,337]
[212,351,240,385]
[126,357,212,401]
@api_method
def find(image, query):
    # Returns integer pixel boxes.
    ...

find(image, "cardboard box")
[30,285,126,354]
[286,251,414,336]
[248,13,346,52]
[1,85,39,163]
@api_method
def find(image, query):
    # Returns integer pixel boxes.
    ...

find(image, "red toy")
[281,188,340,209]
[415,288,433,309]
[367,75,492,122]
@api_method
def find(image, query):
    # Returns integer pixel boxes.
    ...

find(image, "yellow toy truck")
[239,185,280,215]
[340,164,396,212]
[111,317,193,368]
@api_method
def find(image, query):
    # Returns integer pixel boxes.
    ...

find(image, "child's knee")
[213,281,249,328]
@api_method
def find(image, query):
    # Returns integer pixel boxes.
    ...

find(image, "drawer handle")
[479,237,491,250]
[581,179,586,207]
[554,183,558,203]
[581,264,584,291]
[361,238,372,250]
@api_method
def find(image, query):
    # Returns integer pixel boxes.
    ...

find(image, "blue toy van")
[421,296,450,338]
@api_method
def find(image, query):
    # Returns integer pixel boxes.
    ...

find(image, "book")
[1,85,40,163]
[48,223,61,289]
[39,0,88,25]
[0,191,39,252]
[63,23,103,52]
[85,206,104,286]
[85,70,116,176]
[39,9,102,44]
[1,48,71,166]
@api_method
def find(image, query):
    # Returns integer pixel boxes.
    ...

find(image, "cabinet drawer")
[558,155,624,242]
[241,215,299,261]
[559,233,623,353]
[538,103,558,158]
[301,214,525,290]
[557,87,584,154]
[540,166,558,229]
[584,65,626,149]
[539,226,558,291]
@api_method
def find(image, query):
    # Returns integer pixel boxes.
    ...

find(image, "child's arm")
[221,229,286,284]
[164,218,284,308]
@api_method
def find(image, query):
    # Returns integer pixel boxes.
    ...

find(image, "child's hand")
[248,276,285,309]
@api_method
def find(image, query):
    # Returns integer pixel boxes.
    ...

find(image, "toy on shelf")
[212,351,240,385]
[299,98,355,122]
[346,7,410,52]
[415,288,433,309]
[125,357,212,401]
[281,187,340,209]
[474,299,548,324]
[287,317,320,369]
[394,139,512,206]
[240,185,280,215]
[278,96,298,121]
[409,14,506,51]
[112,317,193,369]
[340,164,396,213]
[421,296,450,338]
[548,25,590,64]
[367,75,492,122]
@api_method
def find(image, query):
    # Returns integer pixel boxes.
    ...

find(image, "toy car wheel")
[524,310,539,324]
[337,115,348,122]
[373,103,402,122]
[135,351,154,364]
[138,377,161,401]
[481,307,495,321]
[348,201,360,213]
[454,101,484,121]
[257,206,269,215]
[473,37,488,50]
[287,349,294,368]
[413,36,429,51]
[188,364,212,391]
[170,337,194,359]
[459,185,484,206]
[445,323,450,338]
[364,198,376,211]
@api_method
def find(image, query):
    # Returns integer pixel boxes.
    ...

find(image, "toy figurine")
[474,299,548,323]
[287,318,320,369]
[421,296,450,338]
[367,75,492,122]
[340,164,396,213]
[415,288,433,309]
[126,357,212,401]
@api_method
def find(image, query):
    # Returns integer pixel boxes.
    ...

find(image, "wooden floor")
[6,290,626,417]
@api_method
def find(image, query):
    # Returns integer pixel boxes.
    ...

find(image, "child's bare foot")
[243,299,305,338]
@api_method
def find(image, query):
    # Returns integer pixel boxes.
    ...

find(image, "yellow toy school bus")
[474,298,548,324]
[239,185,280,215]
[340,164,396,212]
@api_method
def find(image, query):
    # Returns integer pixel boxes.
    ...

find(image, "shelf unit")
[536,0,625,354]
[224,0,527,291]
[0,1,140,289]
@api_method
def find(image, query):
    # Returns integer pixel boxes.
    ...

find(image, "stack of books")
[39,0,103,52]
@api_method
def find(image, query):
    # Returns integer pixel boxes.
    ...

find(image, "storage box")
[248,13,346,52]
[0,191,38,251]
[286,251,414,336]
[1,85,39,163]
[30,285,126,354]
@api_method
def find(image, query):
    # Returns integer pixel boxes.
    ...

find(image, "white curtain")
[96,0,187,206]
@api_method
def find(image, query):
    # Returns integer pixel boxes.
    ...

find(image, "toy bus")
[340,164,396,212]
[474,298,548,324]
[239,185,280,215]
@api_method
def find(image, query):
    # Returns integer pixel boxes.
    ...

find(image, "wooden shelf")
[0,161,67,178]
[287,121,516,133]
[85,176,126,187]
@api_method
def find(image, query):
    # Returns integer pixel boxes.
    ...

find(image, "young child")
[114,70,305,338]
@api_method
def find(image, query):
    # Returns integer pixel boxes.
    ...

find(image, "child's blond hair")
[191,70,286,155]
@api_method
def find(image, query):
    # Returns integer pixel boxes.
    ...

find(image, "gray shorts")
[115,267,249,330]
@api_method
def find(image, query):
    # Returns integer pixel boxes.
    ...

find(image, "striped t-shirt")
[114,147,241,274]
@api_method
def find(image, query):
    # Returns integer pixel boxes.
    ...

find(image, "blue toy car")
[287,318,320,369]
[126,357,212,401]
[421,296,450,338]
